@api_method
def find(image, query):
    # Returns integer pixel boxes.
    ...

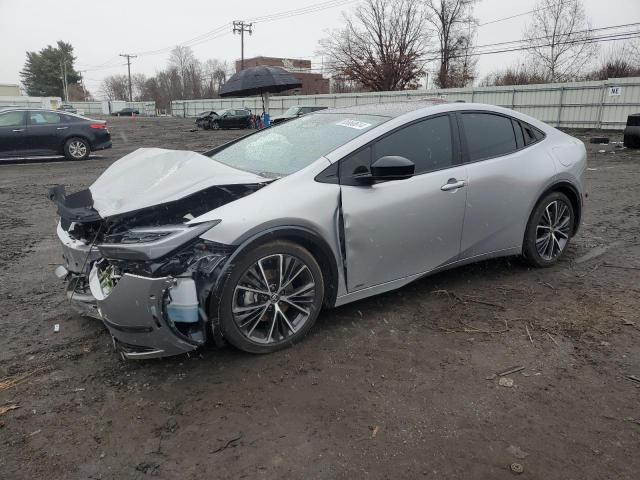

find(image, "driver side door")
[339,114,468,292]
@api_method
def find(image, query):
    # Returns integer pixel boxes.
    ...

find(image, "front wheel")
[523,192,575,267]
[210,121,220,130]
[63,137,90,161]
[216,241,324,354]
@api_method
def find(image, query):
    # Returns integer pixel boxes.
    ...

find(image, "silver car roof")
[319,99,449,118]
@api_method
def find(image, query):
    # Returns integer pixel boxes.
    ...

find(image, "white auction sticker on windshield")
[336,119,371,130]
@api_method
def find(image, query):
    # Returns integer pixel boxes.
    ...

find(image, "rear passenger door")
[26,110,68,154]
[457,111,554,259]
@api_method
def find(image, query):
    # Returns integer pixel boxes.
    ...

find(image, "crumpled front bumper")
[91,272,200,359]
[56,224,201,359]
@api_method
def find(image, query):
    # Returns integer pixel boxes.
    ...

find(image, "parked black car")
[270,105,328,125]
[623,113,640,148]
[195,108,251,130]
[195,111,218,129]
[112,107,139,117]
[0,108,111,161]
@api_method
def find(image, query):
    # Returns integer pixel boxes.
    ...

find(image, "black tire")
[216,240,324,354]
[63,137,90,161]
[523,191,575,268]
[211,121,220,130]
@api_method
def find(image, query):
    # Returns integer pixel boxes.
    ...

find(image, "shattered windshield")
[209,113,387,176]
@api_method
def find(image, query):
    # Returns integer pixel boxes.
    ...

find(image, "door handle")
[56,126,68,130]
[441,179,466,191]
[12,128,24,132]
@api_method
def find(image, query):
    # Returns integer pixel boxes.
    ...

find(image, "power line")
[315,26,640,72]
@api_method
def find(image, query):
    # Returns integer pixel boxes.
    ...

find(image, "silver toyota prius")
[50,101,586,359]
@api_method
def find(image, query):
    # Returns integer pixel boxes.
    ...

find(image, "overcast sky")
[1,0,638,98]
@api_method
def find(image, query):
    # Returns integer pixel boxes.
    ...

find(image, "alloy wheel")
[232,254,316,344]
[69,140,87,159]
[535,199,571,261]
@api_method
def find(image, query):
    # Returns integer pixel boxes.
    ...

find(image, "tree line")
[18,0,640,105]
[321,0,640,90]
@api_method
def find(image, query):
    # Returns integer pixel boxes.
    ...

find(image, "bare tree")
[203,59,228,97]
[524,0,597,82]
[424,0,478,88]
[320,0,428,91]
[584,42,640,80]
[481,64,547,86]
[101,74,129,100]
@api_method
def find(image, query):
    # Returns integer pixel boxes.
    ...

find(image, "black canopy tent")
[219,65,302,114]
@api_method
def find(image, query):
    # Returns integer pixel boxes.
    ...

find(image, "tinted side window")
[374,115,453,174]
[341,146,372,179]
[29,111,62,125]
[0,111,25,127]
[462,113,517,161]
[512,119,524,148]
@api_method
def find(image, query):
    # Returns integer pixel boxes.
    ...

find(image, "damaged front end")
[50,170,266,359]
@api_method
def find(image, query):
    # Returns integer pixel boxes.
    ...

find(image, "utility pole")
[232,21,253,71]
[119,53,137,101]
[60,60,69,102]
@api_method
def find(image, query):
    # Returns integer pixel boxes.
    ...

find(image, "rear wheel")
[217,241,324,354]
[63,137,90,161]
[523,192,575,267]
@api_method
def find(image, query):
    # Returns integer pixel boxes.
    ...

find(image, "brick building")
[235,56,330,95]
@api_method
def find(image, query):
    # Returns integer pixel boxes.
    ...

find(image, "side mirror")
[370,156,415,181]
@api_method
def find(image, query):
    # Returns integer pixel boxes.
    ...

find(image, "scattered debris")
[507,445,529,459]
[510,462,524,474]
[485,374,497,381]
[371,425,380,438]
[135,461,160,475]
[602,263,640,271]
[587,168,598,171]
[590,137,609,144]
[598,149,606,153]
[547,332,559,346]
[499,377,514,388]
[0,404,20,416]
[0,370,40,392]
[30,429,41,436]
[627,375,640,385]
[622,320,635,326]
[498,366,525,377]
[525,324,534,345]
[210,434,243,454]
[54,324,60,333]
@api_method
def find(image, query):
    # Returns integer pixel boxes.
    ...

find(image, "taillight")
[90,124,107,129]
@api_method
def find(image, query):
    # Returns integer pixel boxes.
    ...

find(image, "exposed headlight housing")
[97,220,220,261]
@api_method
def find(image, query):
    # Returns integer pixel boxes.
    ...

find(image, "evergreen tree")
[20,41,82,97]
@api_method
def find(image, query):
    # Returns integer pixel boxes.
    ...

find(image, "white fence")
[0,97,156,116]
[0,96,61,109]
[69,101,156,116]
[171,77,640,130]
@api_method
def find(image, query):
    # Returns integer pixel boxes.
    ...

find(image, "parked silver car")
[50,101,586,359]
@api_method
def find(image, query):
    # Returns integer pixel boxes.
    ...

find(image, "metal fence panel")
[171,77,640,129]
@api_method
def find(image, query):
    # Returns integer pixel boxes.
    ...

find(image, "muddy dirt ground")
[0,116,638,479]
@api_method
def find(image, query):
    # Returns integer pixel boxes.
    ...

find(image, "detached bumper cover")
[94,273,199,359]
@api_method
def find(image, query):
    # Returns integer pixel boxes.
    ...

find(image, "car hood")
[89,147,267,217]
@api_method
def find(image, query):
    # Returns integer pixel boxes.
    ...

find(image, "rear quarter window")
[461,113,517,161]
